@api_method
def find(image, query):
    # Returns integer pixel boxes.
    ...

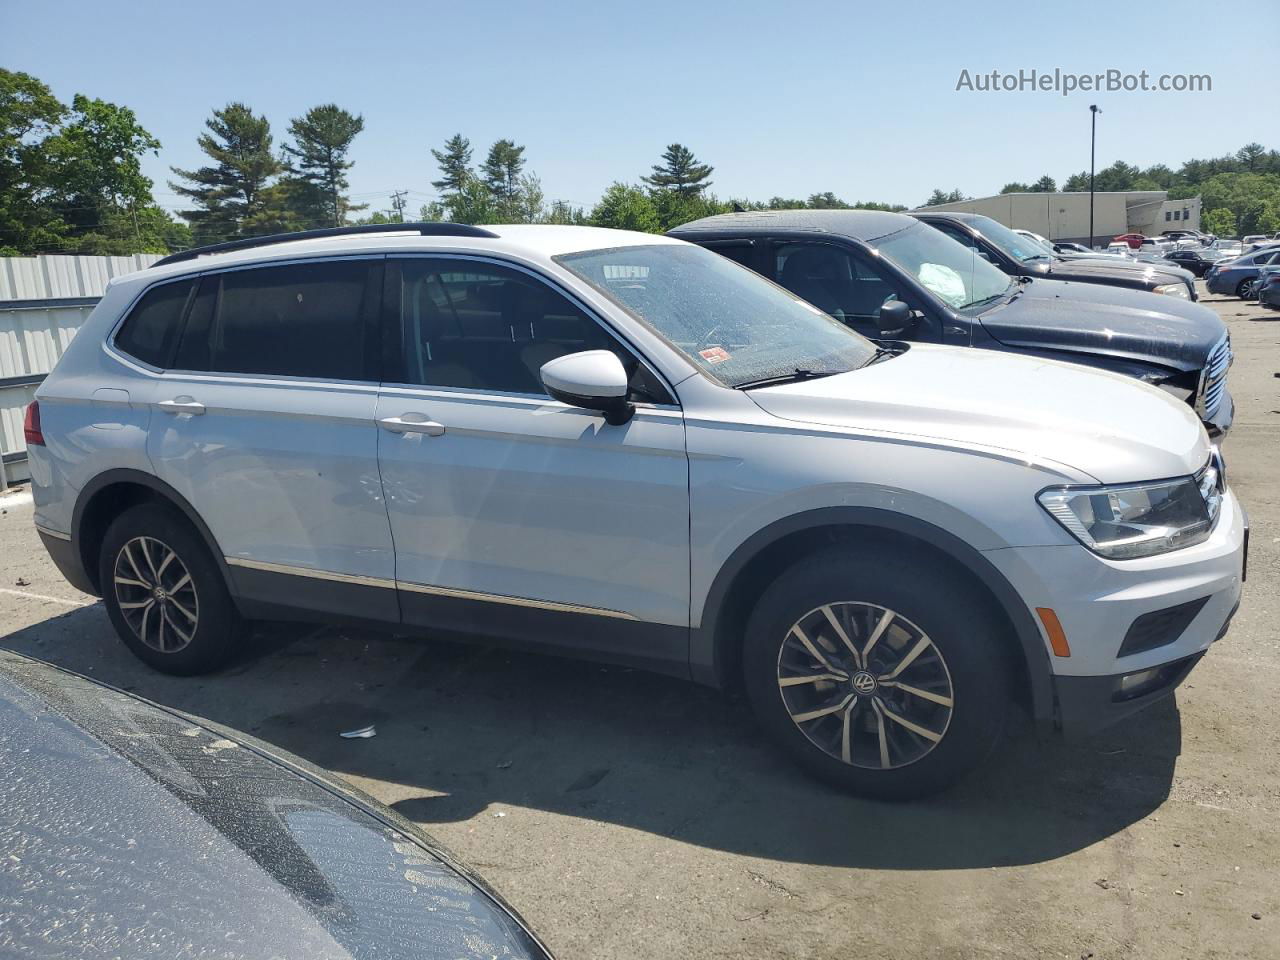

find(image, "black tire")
[1237,278,1255,299]
[742,546,1012,800]
[99,502,242,675]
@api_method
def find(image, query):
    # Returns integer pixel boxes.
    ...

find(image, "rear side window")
[173,260,378,380]
[114,280,195,367]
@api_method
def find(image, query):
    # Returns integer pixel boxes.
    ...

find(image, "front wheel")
[742,546,1012,799]
[100,502,243,674]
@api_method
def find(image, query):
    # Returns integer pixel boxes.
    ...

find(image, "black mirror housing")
[876,299,915,338]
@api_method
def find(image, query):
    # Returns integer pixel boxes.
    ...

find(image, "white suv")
[26,222,1247,798]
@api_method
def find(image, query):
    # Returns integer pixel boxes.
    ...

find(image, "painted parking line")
[0,586,95,608]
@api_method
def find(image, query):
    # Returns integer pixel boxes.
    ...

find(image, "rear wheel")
[742,546,1012,799]
[1237,277,1256,299]
[100,503,242,674]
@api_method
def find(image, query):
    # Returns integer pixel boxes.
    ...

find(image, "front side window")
[556,243,877,388]
[772,242,923,339]
[391,259,667,401]
[173,260,376,380]
[114,279,195,367]
[875,222,1011,311]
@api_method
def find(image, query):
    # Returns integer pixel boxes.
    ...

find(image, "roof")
[912,209,981,222]
[669,209,916,243]
[130,224,680,288]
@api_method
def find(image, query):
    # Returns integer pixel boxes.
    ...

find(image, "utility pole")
[389,190,408,223]
[1089,105,1101,249]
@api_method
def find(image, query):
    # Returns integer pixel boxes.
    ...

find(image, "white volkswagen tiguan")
[26,222,1246,798]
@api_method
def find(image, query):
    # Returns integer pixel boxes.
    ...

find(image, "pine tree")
[481,139,526,220]
[431,133,473,193]
[1031,175,1057,192]
[281,104,366,228]
[642,144,713,196]
[169,103,282,242]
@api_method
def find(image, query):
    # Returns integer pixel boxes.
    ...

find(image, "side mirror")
[876,299,915,338]
[540,350,635,426]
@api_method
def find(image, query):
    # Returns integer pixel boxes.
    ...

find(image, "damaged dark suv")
[670,210,1233,436]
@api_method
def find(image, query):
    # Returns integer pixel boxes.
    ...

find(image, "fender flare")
[72,468,234,594]
[690,506,1055,724]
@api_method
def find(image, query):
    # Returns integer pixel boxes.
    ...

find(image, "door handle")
[157,397,206,416]
[378,414,446,436]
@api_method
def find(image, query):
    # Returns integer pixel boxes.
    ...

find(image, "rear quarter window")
[113,279,195,367]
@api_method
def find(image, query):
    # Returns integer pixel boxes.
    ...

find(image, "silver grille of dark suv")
[1196,332,1232,422]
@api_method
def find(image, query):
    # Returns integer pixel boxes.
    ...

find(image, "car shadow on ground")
[2,605,1180,872]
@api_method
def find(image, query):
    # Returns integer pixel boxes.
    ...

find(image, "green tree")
[0,69,67,253]
[281,104,366,228]
[170,102,283,243]
[1000,182,1030,194]
[589,182,660,232]
[1031,175,1056,192]
[431,133,473,193]
[1236,143,1267,172]
[923,188,965,206]
[544,199,587,225]
[1202,207,1236,236]
[642,143,713,196]
[482,139,526,220]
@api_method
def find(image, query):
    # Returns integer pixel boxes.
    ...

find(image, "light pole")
[1089,104,1101,249]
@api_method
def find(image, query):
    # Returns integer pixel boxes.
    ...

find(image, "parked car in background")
[27,221,1246,799]
[1165,247,1231,277]
[1106,241,1135,255]
[671,209,1233,435]
[1210,239,1243,258]
[1241,234,1270,247]
[1053,241,1094,254]
[1139,237,1173,257]
[913,211,1199,299]
[1013,228,1051,248]
[1162,229,1213,244]
[0,651,555,960]
[1206,244,1280,298]
[1258,265,1280,311]
[1113,233,1145,250]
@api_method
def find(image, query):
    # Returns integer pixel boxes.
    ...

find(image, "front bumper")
[983,488,1246,737]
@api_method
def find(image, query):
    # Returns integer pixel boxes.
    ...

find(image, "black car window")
[391,258,668,402]
[773,242,929,340]
[173,261,378,380]
[113,279,195,368]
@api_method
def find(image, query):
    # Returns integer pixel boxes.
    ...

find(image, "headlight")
[1155,283,1190,298]
[1038,459,1223,559]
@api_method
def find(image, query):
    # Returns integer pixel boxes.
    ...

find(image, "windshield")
[875,222,1012,310]
[966,215,1055,263]
[556,244,877,388]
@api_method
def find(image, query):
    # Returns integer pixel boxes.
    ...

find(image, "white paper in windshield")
[918,262,967,307]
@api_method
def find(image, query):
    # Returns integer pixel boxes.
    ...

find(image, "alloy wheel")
[776,602,954,769]
[113,536,200,653]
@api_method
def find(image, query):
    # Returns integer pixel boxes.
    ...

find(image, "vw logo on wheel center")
[852,671,878,695]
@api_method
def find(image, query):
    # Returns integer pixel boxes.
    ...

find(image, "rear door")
[375,256,690,670]
[146,257,398,622]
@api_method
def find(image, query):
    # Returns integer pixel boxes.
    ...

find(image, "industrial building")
[916,190,1202,246]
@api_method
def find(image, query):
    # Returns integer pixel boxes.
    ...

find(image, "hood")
[0,652,552,960]
[747,343,1209,484]
[978,278,1224,371]
[1037,255,1193,287]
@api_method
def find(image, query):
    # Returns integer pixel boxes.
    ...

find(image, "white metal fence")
[1,254,160,487]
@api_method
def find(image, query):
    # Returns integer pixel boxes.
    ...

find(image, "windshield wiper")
[735,368,840,390]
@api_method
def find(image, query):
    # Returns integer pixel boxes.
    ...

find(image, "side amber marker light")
[1036,607,1071,658]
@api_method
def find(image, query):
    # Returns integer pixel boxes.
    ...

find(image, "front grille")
[1119,597,1210,658]
[1195,332,1232,421]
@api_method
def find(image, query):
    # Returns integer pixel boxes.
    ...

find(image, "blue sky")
[5,0,1274,218]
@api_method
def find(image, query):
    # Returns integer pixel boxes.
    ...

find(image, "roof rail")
[152,222,501,268]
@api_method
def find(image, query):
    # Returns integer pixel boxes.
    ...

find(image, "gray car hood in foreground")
[748,343,1209,484]
[0,652,551,960]
[978,277,1226,371]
